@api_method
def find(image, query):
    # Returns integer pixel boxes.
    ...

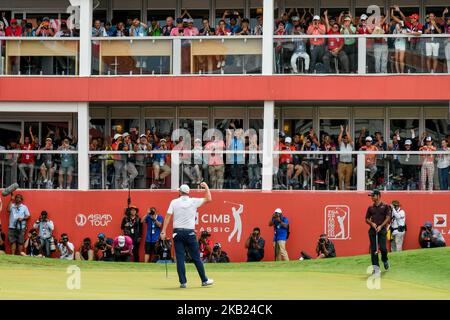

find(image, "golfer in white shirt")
[160,182,214,288]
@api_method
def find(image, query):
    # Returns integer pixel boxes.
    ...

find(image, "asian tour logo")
[75,213,113,227]
[196,201,244,243]
[325,205,350,240]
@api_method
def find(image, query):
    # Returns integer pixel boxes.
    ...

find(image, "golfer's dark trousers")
[173,228,208,284]
[368,227,388,267]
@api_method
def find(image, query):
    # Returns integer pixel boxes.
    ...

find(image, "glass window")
[0,122,21,146]
[42,122,70,147]
[179,119,208,142]
[113,10,141,24]
[147,10,176,26]
[320,8,349,20]
[320,119,349,143]
[90,119,105,140]
[425,119,449,142]
[215,119,244,137]
[283,119,313,138]
[93,10,107,23]
[390,119,419,141]
[145,119,174,139]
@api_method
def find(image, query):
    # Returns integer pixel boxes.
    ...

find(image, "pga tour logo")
[196,201,244,243]
[325,205,350,240]
[75,213,113,227]
[434,214,447,228]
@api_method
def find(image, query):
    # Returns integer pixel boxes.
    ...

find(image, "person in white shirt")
[390,200,406,252]
[57,233,74,260]
[160,182,214,288]
[337,125,354,190]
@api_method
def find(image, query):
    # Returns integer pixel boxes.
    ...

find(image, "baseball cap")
[368,189,381,197]
[409,14,419,20]
[274,208,283,214]
[344,16,352,21]
[122,132,130,138]
[45,137,52,142]
[176,17,183,24]
[392,200,400,206]
[43,17,50,22]
[285,137,292,144]
[360,14,368,20]
[178,184,190,194]
[129,205,139,212]
[118,235,126,247]
[292,16,300,21]
[424,221,432,228]
[160,138,167,143]
[425,136,433,142]
[97,233,105,239]
[405,139,412,145]
[139,133,146,138]
[313,15,321,21]
[114,133,122,140]
[182,18,189,23]
[11,18,17,24]
[365,136,373,142]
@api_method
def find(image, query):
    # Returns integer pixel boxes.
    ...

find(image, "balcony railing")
[1,35,450,76]
[0,37,79,75]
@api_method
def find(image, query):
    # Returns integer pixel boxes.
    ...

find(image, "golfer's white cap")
[360,14,368,20]
[405,139,412,145]
[178,184,190,194]
[313,15,320,21]
[118,235,125,247]
[114,133,122,140]
[274,208,282,214]
[365,136,373,142]
[285,137,292,144]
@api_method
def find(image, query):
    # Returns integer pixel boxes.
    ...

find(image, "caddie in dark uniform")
[365,190,392,273]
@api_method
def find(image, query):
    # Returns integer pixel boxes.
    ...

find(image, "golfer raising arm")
[365,190,391,274]
[160,182,214,288]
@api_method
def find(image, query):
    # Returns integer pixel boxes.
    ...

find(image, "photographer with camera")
[94,233,114,261]
[269,208,290,261]
[7,194,31,255]
[390,200,407,252]
[121,205,142,262]
[316,234,336,259]
[33,210,55,257]
[57,233,74,260]
[419,221,446,248]
[211,242,230,263]
[113,235,133,262]
[20,228,43,257]
[245,227,265,262]
[75,237,94,261]
[144,207,164,263]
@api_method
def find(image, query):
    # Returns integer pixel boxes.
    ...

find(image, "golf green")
[0,247,449,300]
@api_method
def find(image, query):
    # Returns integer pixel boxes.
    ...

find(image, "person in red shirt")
[5,19,22,37]
[323,12,349,73]
[357,14,371,34]
[18,126,37,187]
[307,15,326,73]
[419,136,437,190]
[279,137,303,188]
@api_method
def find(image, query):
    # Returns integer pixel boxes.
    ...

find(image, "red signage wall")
[1,191,449,262]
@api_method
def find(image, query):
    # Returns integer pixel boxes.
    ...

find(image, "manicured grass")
[0,247,449,300]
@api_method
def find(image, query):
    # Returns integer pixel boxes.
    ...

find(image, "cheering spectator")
[360,135,378,183]
[130,18,147,37]
[152,138,171,188]
[340,15,357,73]
[162,16,174,36]
[437,139,450,190]
[39,137,56,188]
[18,126,36,187]
[7,194,30,255]
[55,21,72,37]
[57,137,76,189]
[170,17,184,36]
[323,11,349,73]
[227,128,245,189]
[205,135,225,189]
[92,20,107,37]
[444,10,450,73]
[5,18,22,36]
[245,227,265,262]
[115,22,128,37]
[148,17,162,36]
[57,233,75,260]
[253,15,263,35]
[113,235,133,262]
[372,15,389,74]
[75,237,94,261]
[290,24,309,73]
[199,17,215,36]
[424,13,443,73]
[247,134,261,189]
[337,125,354,190]
[419,136,436,190]
[121,133,138,189]
[33,211,54,257]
